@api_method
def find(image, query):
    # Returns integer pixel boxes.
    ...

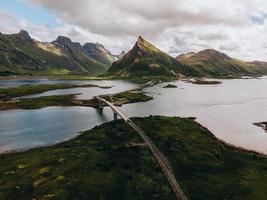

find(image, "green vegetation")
[108,36,196,78]
[0,89,152,110]
[113,91,153,103]
[177,49,267,77]
[1,116,267,200]
[81,91,153,108]
[0,30,110,76]
[0,95,76,110]
[0,83,99,100]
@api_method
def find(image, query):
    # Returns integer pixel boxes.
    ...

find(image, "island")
[190,79,222,85]
[1,116,267,199]
[254,122,267,132]
[163,84,178,88]
[0,82,153,110]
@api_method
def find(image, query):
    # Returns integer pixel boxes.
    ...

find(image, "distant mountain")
[83,43,117,67]
[108,36,195,77]
[115,50,126,60]
[177,49,267,77]
[0,30,114,76]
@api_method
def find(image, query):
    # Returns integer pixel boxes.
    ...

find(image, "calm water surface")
[1,78,267,154]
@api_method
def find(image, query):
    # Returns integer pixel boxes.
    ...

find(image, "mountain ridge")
[0,30,116,76]
[176,49,267,77]
[108,36,196,77]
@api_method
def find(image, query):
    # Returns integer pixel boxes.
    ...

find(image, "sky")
[1,0,267,61]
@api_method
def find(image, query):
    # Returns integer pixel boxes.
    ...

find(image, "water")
[0,79,105,88]
[1,78,267,154]
[19,80,138,100]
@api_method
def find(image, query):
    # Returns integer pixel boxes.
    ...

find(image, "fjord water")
[1,78,267,154]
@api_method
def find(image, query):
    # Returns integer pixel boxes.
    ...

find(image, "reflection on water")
[1,78,267,154]
[19,80,138,100]
[0,107,114,152]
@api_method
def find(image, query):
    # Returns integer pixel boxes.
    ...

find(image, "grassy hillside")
[1,116,267,199]
[0,30,109,76]
[177,49,267,77]
[108,37,197,78]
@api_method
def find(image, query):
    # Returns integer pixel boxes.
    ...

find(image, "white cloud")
[3,0,267,60]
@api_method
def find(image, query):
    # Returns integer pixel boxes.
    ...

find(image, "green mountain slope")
[177,49,267,77]
[108,36,196,77]
[0,30,112,76]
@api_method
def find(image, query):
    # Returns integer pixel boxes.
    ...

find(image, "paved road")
[96,96,187,200]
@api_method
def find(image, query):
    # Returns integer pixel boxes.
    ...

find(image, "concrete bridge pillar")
[113,112,118,120]
[99,101,103,109]
[96,98,103,109]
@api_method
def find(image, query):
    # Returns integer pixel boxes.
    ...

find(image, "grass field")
[1,116,266,200]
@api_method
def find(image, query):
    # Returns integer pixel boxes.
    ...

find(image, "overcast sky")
[1,0,267,61]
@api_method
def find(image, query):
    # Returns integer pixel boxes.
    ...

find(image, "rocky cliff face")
[83,42,116,67]
[116,50,126,59]
[53,36,82,49]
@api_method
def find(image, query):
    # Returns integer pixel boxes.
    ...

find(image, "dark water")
[0,79,106,88]
[1,78,267,154]
[19,80,138,100]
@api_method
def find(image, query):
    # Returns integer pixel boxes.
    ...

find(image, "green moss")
[1,116,267,199]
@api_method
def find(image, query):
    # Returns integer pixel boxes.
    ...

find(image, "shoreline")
[1,116,267,158]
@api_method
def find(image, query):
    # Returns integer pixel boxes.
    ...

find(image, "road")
[96,96,187,200]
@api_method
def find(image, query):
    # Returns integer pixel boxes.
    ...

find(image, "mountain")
[82,42,117,67]
[115,50,126,59]
[0,30,113,76]
[177,49,267,77]
[51,36,107,74]
[108,36,195,77]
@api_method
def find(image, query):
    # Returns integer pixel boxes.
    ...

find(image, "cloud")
[3,0,267,60]
[27,0,247,37]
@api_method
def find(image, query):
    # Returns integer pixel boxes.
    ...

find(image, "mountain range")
[109,37,267,78]
[108,36,196,77]
[176,49,267,77]
[1,30,267,78]
[0,30,119,76]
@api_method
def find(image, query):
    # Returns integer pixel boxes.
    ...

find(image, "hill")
[1,116,267,199]
[82,42,117,67]
[108,36,196,77]
[177,49,267,77]
[0,30,115,76]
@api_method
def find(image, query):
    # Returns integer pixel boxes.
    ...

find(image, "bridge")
[95,96,187,200]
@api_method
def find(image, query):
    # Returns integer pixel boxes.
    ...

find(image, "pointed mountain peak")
[137,36,145,43]
[132,36,161,56]
[53,36,82,48]
[15,30,32,41]
[136,36,150,47]
[116,50,126,59]
[108,35,188,77]
[54,36,72,44]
